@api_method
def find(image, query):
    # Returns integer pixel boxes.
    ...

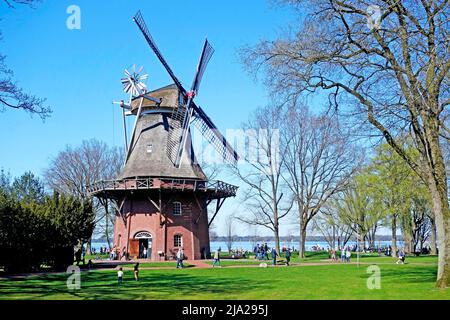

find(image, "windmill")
[87,11,239,262]
[132,10,239,168]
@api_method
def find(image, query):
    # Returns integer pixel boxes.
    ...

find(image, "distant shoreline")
[92,235,403,243]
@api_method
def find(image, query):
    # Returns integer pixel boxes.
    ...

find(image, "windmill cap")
[130,83,180,114]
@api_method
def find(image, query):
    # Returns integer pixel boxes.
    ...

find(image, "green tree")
[369,143,434,256]
[336,172,384,251]
[11,171,45,204]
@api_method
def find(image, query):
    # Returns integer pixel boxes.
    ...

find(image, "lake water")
[91,240,403,252]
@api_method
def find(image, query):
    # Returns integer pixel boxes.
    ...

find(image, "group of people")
[109,246,122,261]
[340,248,352,262]
[139,243,149,259]
[253,243,270,260]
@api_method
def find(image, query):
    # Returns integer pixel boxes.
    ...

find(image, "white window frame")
[173,201,182,216]
[174,234,183,247]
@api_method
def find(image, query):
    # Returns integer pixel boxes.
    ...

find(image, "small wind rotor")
[121,64,148,98]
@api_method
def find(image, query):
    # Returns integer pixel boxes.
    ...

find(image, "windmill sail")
[133,11,185,95]
[172,39,215,168]
[192,105,239,166]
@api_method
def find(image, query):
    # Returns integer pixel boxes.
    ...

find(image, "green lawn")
[0,255,448,300]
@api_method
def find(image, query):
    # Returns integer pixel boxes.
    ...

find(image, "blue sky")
[0,0,302,237]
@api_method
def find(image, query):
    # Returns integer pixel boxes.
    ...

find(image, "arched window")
[135,231,152,239]
[173,201,182,216]
[174,234,183,247]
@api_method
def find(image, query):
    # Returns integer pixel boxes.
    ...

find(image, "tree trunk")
[403,232,412,254]
[86,237,92,255]
[391,215,397,258]
[427,160,450,288]
[299,218,307,258]
[358,233,365,253]
[332,224,336,250]
[430,216,438,255]
[274,224,280,255]
[416,117,450,287]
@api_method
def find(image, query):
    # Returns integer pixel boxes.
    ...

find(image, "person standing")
[346,249,351,263]
[75,248,82,266]
[134,263,139,281]
[176,248,184,268]
[212,248,221,267]
[143,247,148,259]
[285,248,291,266]
[271,247,278,266]
[341,248,346,262]
[264,243,269,260]
[117,267,124,285]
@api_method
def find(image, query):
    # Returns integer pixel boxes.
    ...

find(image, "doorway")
[134,231,152,259]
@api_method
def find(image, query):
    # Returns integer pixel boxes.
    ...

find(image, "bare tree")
[44,139,123,251]
[232,104,292,254]
[2,0,40,8]
[313,205,353,250]
[225,214,236,253]
[242,0,450,287]
[0,0,50,119]
[282,105,359,257]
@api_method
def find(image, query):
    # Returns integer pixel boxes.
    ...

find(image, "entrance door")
[129,239,140,259]
[134,231,152,260]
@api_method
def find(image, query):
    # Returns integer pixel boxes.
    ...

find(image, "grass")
[206,259,261,267]
[121,262,192,268]
[0,253,448,300]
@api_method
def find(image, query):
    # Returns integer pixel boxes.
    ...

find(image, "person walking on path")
[285,248,291,266]
[117,267,124,285]
[341,248,346,262]
[330,248,336,261]
[134,263,139,281]
[271,247,278,266]
[212,248,221,267]
[176,248,185,269]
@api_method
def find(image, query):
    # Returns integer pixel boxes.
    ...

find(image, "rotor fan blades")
[122,67,148,96]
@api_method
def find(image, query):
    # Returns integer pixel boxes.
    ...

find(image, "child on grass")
[117,267,124,284]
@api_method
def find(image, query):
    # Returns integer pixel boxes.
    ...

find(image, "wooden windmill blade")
[192,104,239,166]
[190,39,214,96]
[133,11,186,95]
[172,39,215,168]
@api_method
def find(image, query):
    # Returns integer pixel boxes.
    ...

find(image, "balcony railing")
[86,178,238,198]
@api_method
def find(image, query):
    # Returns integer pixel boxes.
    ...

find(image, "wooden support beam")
[208,198,226,227]
[111,196,127,225]
[147,196,160,211]
[194,194,205,224]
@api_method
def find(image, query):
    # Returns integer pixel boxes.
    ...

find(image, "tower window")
[173,202,182,216]
[146,144,153,153]
[174,234,183,247]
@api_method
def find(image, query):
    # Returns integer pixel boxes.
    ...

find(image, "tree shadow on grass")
[359,265,437,284]
[0,270,262,300]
